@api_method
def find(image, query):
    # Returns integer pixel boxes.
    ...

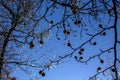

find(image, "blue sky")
[2,0,119,80]
[10,25,117,80]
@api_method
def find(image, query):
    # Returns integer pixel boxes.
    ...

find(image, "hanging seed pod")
[40,40,43,44]
[78,51,82,55]
[67,42,71,47]
[111,68,116,72]
[39,70,45,77]
[93,42,97,46]
[50,20,53,24]
[80,48,84,52]
[79,56,83,60]
[30,41,34,49]
[100,59,104,64]
[99,24,103,28]
[102,32,106,36]
[78,20,81,24]
[63,30,67,34]
[66,31,70,35]
[97,67,102,71]
[74,56,78,60]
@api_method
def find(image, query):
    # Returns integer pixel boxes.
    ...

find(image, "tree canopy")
[0,0,120,80]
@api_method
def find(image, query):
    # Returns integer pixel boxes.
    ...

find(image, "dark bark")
[0,20,18,78]
[112,0,119,79]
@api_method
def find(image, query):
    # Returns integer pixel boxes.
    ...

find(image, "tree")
[0,0,120,80]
